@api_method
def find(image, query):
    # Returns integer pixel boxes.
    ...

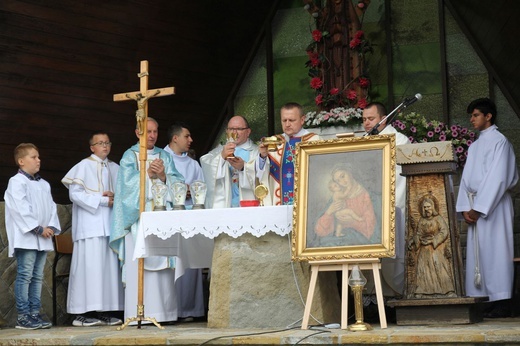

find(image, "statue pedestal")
[207,233,341,328]
[387,297,487,325]
[392,142,487,325]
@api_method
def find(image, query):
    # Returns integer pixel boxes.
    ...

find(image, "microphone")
[403,93,422,107]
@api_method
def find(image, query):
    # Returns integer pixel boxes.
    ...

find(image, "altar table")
[134,206,293,276]
[134,205,340,328]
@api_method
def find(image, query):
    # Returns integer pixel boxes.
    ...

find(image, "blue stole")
[230,147,250,207]
[269,137,301,205]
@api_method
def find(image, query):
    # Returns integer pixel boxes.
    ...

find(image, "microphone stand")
[364,100,407,136]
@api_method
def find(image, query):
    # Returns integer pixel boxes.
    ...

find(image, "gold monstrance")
[254,183,268,206]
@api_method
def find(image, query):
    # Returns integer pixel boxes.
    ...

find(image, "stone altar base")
[207,233,341,328]
[387,297,488,325]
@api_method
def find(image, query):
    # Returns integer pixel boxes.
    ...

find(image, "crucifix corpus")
[113,60,175,330]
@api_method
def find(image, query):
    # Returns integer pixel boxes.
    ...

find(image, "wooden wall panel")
[0,0,274,203]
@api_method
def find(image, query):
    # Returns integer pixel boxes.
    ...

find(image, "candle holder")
[348,265,372,331]
[189,181,207,210]
[151,180,168,211]
[172,182,187,210]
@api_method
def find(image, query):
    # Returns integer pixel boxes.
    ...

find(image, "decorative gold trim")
[292,135,396,262]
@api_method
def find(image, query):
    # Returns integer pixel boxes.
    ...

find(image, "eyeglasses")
[92,141,112,147]
[226,127,248,132]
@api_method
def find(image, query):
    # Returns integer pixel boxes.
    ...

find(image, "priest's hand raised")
[221,142,236,160]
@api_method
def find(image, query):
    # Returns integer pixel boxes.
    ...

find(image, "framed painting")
[292,134,396,262]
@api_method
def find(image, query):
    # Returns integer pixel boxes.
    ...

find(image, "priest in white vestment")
[110,118,184,323]
[456,98,518,318]
[200,115,260,208]
[62,132,124,327]
[257,103,319,206]
[361,102,410,296]
[164,122,206,320]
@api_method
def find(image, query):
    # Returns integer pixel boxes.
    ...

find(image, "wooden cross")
[113,60,174,330]
[114,60,175,135]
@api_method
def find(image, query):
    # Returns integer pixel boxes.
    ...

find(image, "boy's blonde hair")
[14,143,38,166]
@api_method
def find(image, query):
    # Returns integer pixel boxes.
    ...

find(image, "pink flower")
[345,89,357,100]
[357,2,365,9]
[358,98,368,109]
[349,38,362,49]
[358,77,370,88]
[310,58,320,67]
[329,88,339,95]
[315,94,323,105]
[312,30,322,42]
[310,77,323,90]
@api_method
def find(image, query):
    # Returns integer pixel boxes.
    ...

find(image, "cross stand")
[113,60,175,330]
[301,258,387,330]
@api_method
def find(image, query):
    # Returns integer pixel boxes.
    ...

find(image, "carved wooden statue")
[406,188,457,298]
[395,142,464,299]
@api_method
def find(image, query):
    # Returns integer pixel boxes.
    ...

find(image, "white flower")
[304,107,363,128]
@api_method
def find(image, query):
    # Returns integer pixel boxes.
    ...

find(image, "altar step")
[2,318,520,345]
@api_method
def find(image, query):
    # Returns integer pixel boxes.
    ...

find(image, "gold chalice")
[261,136,282,152]
[226,132,238,158]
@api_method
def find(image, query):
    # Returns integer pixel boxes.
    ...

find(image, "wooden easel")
[113,60,175,330]
[301,258,387,330]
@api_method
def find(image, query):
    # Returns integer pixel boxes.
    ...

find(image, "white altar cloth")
[134,205,293,265]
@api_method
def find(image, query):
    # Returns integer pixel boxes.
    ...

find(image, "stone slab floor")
[1,318,520,345]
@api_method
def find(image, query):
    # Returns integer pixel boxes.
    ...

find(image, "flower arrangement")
[304,0,372,110]
[392,112,476,167]
[304,107,363,128]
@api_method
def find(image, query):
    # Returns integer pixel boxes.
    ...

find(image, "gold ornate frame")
[292,135,396,261]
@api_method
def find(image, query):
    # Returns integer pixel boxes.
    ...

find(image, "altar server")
[164,122,206,321]
[5,143,60,330]
[110,118,184,324]
[62,132,123,326]
[456,98,518,318]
